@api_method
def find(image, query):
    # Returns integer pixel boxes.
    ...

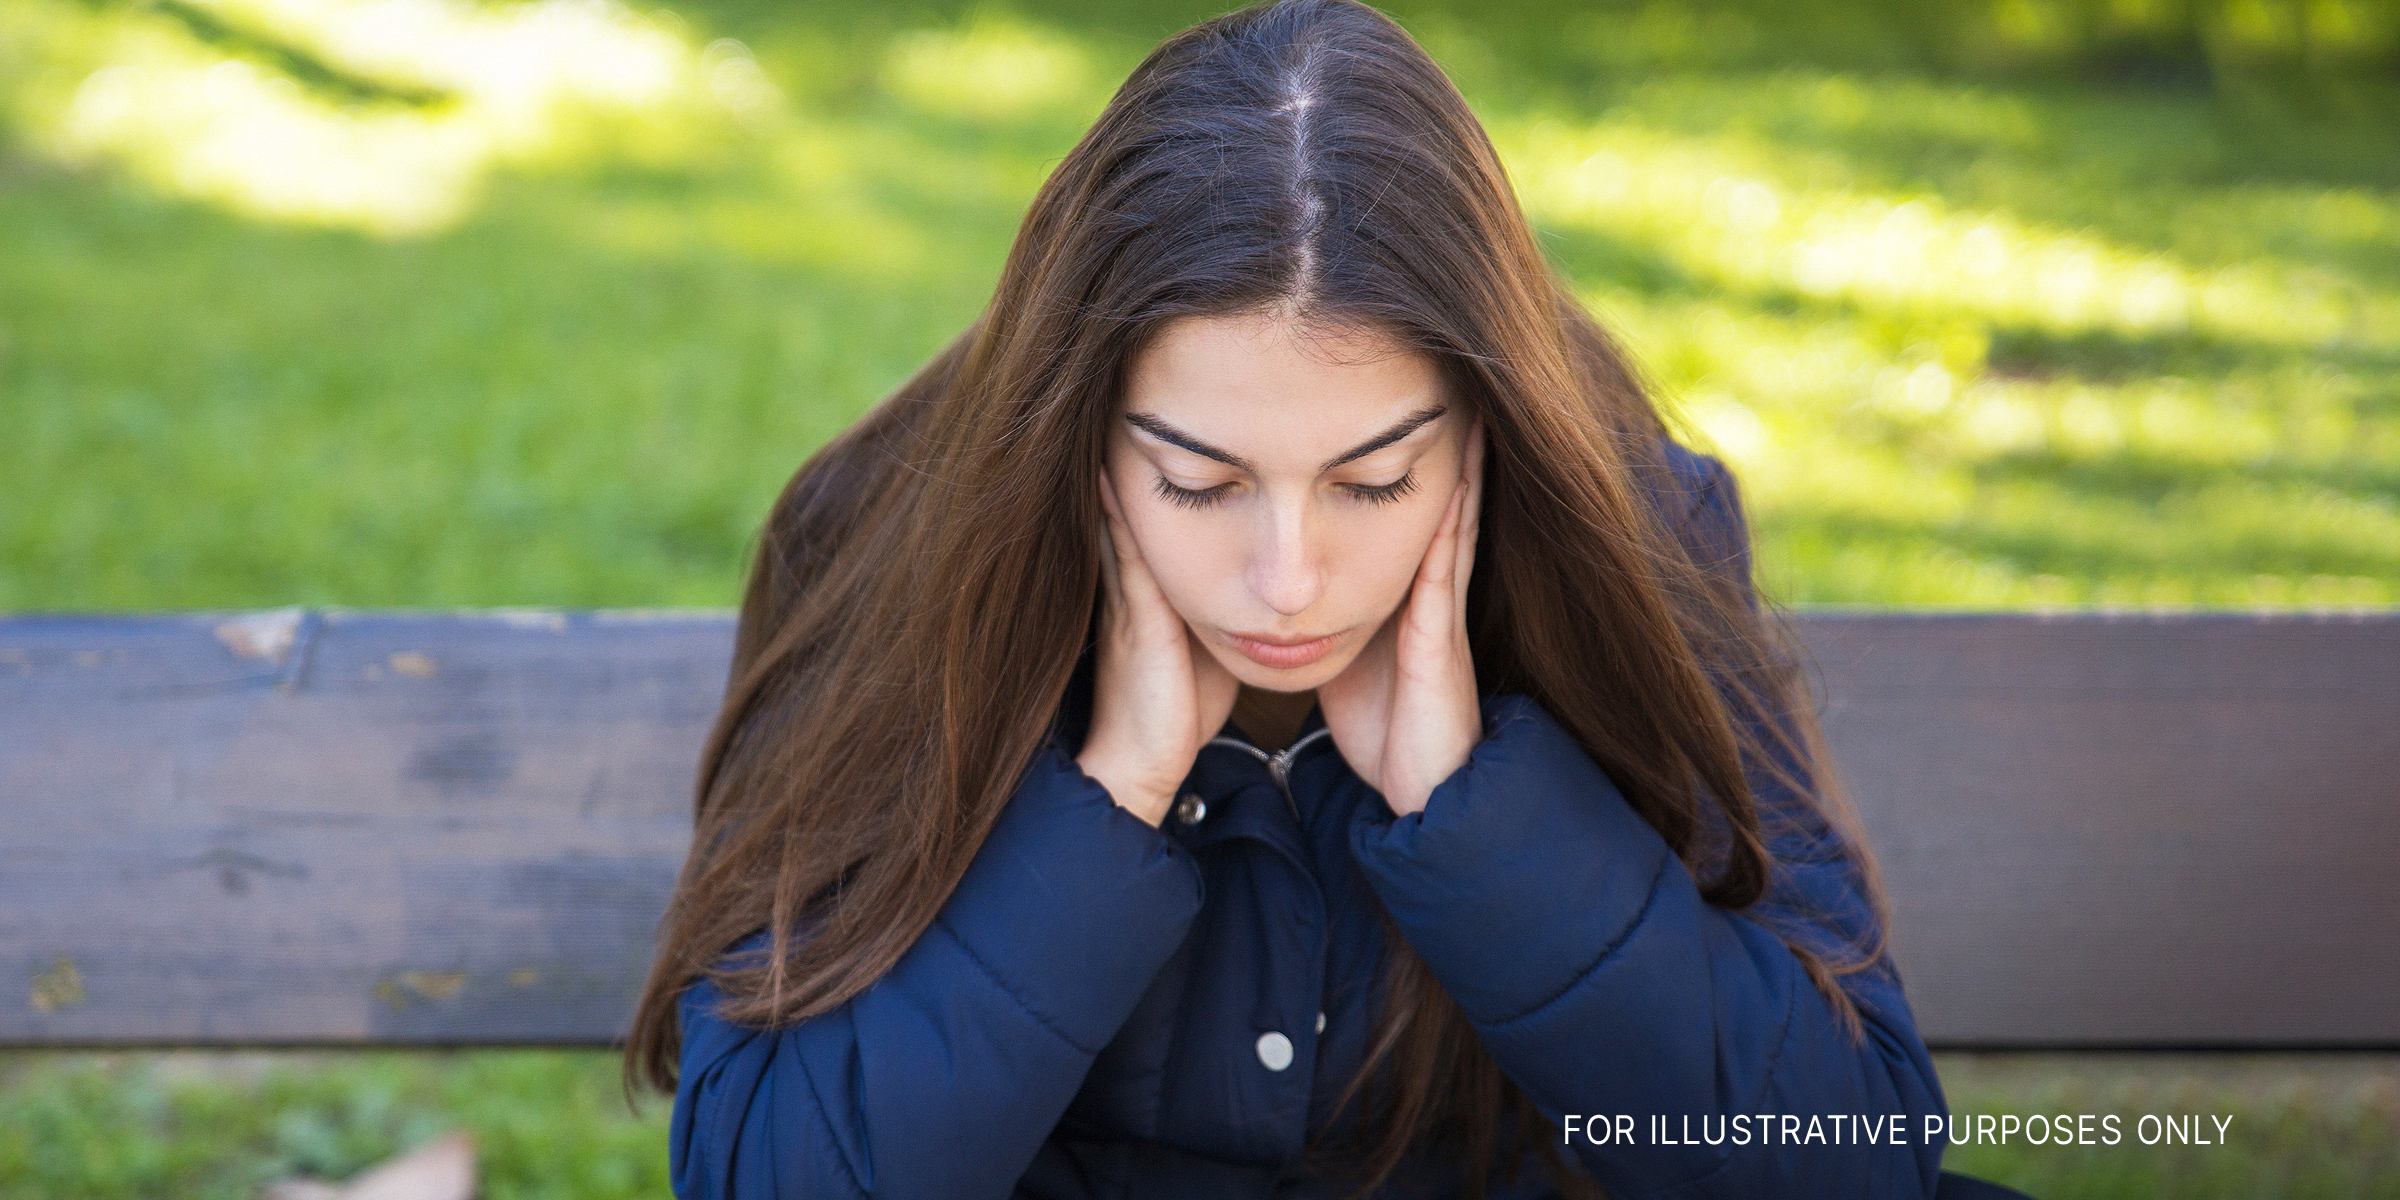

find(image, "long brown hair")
[626,2,1888,1196]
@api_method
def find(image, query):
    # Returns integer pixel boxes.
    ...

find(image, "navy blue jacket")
[669,444,1950,1199]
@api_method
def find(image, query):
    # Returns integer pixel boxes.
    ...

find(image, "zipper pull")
[1199,727,1331,823]
[1265,728,1332,814]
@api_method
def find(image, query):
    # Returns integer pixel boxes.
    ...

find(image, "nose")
[1246,495,1324,617]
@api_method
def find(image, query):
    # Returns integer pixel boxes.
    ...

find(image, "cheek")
[1121,500,1244,619]
[1331,505,1447,614]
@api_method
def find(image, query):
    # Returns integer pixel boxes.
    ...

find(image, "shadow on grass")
[1767,498,2398,591]
[1,0,2394,614]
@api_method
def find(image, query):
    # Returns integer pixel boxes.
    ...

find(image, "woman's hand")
[1078,468,1242,826]
[1319,419,1484,816]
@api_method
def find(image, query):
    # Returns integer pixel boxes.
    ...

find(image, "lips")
[1226,630,1341,670]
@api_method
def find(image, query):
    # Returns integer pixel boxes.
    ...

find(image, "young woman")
[628,2,1997,1197]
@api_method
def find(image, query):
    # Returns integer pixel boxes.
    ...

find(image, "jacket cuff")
[1348,693,1674,1027]
[933,735,1207,1053]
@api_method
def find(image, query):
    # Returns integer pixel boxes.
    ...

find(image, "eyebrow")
[1123,404,1448,474]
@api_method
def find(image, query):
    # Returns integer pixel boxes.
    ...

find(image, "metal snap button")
[1175,792,1207,824]
[1255,1031,1293,1071]
[1315,1011,1327,1034]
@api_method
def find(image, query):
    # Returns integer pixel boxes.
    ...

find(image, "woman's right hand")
[1078,468,1240,826]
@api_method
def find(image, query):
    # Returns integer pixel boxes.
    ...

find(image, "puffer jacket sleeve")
[670,738,1206,1200]
[1346,451,1948,1199]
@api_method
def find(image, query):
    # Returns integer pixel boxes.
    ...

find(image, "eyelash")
[1152,472,1419,510]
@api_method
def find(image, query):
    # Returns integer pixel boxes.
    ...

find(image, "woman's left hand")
[1319,418,1484,816]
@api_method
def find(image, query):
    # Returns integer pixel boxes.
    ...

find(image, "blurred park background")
[1,0,2395,1195]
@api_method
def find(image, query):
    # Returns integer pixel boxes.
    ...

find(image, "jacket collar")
[1173,708,1345,864]
[1049,649,1349,861]
[1212,698,1329,751]
[1047,646,1335,780]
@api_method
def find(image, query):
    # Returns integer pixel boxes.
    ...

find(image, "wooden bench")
[4,610,2395,1048]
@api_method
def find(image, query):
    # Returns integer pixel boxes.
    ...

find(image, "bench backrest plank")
[2,610,2393,1047]
[1806,613,2398,1046]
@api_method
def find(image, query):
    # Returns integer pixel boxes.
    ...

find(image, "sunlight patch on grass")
[1506,115,2395,348]
[882,14,1098,122]
[0,12,2391,612]
[1580,277,2398,606]
[12,0,745,235]
[1485,70,2398,607]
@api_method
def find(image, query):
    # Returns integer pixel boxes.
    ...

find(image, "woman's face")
[1107,313,1470,694]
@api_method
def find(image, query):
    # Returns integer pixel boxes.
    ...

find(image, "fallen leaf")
[341,1131,476,1200]
[29,956,83,1012]
[216,609,305,664]
[259,1180,343,1200]
[397,970,466,1001]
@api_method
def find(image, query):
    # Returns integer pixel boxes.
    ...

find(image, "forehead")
[1122,315,1445,458]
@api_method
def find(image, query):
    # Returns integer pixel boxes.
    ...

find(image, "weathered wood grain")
[0,610,724,1046]
[2,610,2394,1047]
[1804,612,2400,1046]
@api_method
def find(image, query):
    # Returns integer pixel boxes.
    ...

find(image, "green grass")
[0,1050,669,1199]
[1936,1053,2400,1199]
[2,0,2396,1196]
[1,0,2395,609]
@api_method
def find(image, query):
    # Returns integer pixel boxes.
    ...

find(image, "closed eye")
[1154,472,1420,509]
[1154,476,1234,509]
[1344,472,1418,506]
